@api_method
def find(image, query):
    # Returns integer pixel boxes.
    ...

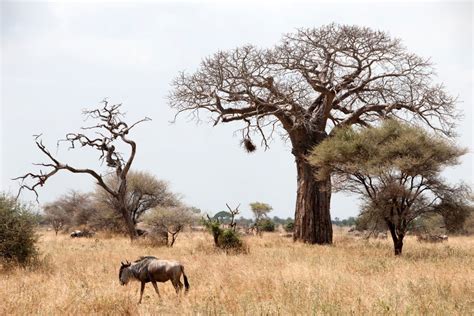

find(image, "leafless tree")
[43,190,93,234]
[169,24,458,244]
[226,203,240,232]
[14,101,150,240]
[43,204,68,235]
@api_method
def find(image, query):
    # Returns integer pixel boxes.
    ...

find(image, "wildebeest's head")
[119,261,131,285]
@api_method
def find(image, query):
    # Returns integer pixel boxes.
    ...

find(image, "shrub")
[218,229,243,249]
[202,216,247,253]
[285,221,295,232]
[0,194,38,266]
[258,219,275,232]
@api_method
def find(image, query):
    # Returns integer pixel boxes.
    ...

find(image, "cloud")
[3,2,154,70]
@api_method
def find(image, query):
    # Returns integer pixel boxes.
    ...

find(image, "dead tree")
[226,203,240,232]
[14,101,150,240]
[169,24,458,244]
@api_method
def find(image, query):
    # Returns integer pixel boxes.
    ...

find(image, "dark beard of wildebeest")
[119,256,189,304]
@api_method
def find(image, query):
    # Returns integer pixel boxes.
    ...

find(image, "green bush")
[0,194,38,266]
[202,217,247,253]
[218,229,243,249]
[258,219,275,232]
[285,221,295,232]
[202,218,222,246]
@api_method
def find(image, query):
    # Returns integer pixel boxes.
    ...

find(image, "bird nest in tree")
[242,138,256,153]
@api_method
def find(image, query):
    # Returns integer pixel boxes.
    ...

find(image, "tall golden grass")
[1,228,473,315]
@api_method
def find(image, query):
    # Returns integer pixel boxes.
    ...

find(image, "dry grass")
[1,228,473,315]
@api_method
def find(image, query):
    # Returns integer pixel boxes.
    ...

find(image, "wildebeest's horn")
[121,261,125,266]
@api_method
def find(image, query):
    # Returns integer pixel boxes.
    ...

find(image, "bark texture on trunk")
[293,159,333,244]
[388,222,404,255]
[290,129,333,244]
[120,206,138,240]
[394,238,404,256]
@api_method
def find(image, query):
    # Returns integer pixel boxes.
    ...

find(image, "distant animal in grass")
[70,230,94,238]
[416,234,448,243]
[119,256,189,304]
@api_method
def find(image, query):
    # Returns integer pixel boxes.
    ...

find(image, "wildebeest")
[70,230,94,238]
[417,234,448,243]
[135,228,148,237]
[119,256,189,304]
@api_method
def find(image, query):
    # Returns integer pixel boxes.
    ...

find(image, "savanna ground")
[1,228,473,315]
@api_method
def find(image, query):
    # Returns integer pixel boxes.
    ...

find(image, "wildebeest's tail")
[181,265,190,292]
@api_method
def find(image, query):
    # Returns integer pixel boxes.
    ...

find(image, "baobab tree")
[14,101,150,240]
[169,24,457,244]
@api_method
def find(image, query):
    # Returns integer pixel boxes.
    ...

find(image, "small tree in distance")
[309,120,466,255]
[431,183,473,234]
[43,190,94,233]
[250,202,272,236]
[144,206,197,247]
[43,203,68,235]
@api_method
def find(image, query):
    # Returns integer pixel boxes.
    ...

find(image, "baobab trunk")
[293,159,333,244]
[292,130,333,244]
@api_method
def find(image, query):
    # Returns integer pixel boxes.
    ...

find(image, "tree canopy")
[309,119,467,254]
[94,170,180,225]
[170,24,456,143]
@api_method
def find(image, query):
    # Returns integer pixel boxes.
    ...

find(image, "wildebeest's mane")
[134,256,158,263]
[129,256,159,279]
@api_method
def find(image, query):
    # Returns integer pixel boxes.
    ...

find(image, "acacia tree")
[308,120,466,255]
[14,101,150,240]
[169,24,457,244]
[250,202,272,236]
[94,170,180,226]
[431,183,473,234]
[144,206,197,247]
[43,201,69,235]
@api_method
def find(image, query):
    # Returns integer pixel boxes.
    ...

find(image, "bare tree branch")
[14,102,150,240]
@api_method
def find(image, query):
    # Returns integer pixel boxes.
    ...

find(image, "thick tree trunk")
[293,159,333,244]
[120,206,138,240]
[290,128,333,244]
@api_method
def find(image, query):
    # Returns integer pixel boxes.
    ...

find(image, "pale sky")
[1,0,472,219]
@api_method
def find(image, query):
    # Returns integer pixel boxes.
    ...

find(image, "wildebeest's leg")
[151,281,161,298]
[179,265,190,293]
[138,282,145,304]
[171,279,180,294]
